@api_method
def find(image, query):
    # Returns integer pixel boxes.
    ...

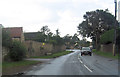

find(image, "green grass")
[2,60,40,69]
[31,51,73,58]
[92,49,119,59]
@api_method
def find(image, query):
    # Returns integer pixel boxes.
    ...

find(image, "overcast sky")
[0,0,119,39]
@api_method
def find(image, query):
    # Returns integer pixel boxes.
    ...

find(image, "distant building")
[24,32,41,41]
[3,27,24,42]
[24,32,39,40]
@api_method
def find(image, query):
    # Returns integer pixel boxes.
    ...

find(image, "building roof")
[3,27,23,38]
[24,32,40,40]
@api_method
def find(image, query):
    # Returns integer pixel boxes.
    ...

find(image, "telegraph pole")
[113,0,117,56]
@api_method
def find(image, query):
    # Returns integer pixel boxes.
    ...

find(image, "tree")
[52,35,64,45]
[39,26,51,42]
[40,25,50,35]
[56,29,60,36]
[78,9,117,50]
[63,34,72,44]
[71,33,80,44]
[36,32,47,42]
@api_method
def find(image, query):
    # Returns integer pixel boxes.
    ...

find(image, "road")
[25,49,118,75]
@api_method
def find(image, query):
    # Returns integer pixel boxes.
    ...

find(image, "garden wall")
[24,40,66,57]
[2,47,10,61]
[100,43,113,53]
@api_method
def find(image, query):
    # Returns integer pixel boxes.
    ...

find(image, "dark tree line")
[31,26,82,46]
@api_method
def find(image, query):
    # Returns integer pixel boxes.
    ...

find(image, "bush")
[100,29,114,44]
[9,40,27,61]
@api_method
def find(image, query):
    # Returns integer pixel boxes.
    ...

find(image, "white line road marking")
[78,57,83,64]
[79,60,83,63]
[84,65,93,72]
[78,54,93,73]
[78,54,80,58]
[78,54,83,64]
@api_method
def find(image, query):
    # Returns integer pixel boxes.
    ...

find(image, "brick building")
[3,27,24,42]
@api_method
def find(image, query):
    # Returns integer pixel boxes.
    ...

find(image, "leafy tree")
[71,33,80,44]
[78,9,117,50]
[52,35,64,45]
[63,34,72,48]
[56,29,60,36]
[40,25,50,35]
[63,34,72,43]
[47,32,53,42]
[35,26,64,45]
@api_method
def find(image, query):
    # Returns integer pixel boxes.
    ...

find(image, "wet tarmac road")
[25,49,118,75]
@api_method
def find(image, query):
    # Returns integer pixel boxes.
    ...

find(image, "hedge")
[100,29,114,44]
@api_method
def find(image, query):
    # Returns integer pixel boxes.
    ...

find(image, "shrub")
[9,40,27,61]
[100,29,114,44]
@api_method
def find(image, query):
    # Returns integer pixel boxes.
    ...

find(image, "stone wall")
[24,40,66,57]
[2,47,10,61]
[100,43,113,53]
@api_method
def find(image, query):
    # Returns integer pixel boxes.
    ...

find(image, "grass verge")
[92,49,119,59]
[2,60,41,69]
[31,51,73,59]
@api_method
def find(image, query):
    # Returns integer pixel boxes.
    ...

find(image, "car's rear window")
[82,47,90,50]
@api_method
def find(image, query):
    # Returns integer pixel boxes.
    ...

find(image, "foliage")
[63,34,72,43]
[25,25,82,46]
[52,36,64,45]
[63,34,80,45]
[71,33,79,44]
[35,32,47,42]
[56,29,60,36]
[100,29,114,44]
[40,25,50,35]
[78,9,117,50]
[9,40,27,61]
[79,40,90,47]
[29,26,64,45]
[78,9,115,38]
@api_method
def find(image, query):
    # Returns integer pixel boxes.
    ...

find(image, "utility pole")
[113,0,117,56]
